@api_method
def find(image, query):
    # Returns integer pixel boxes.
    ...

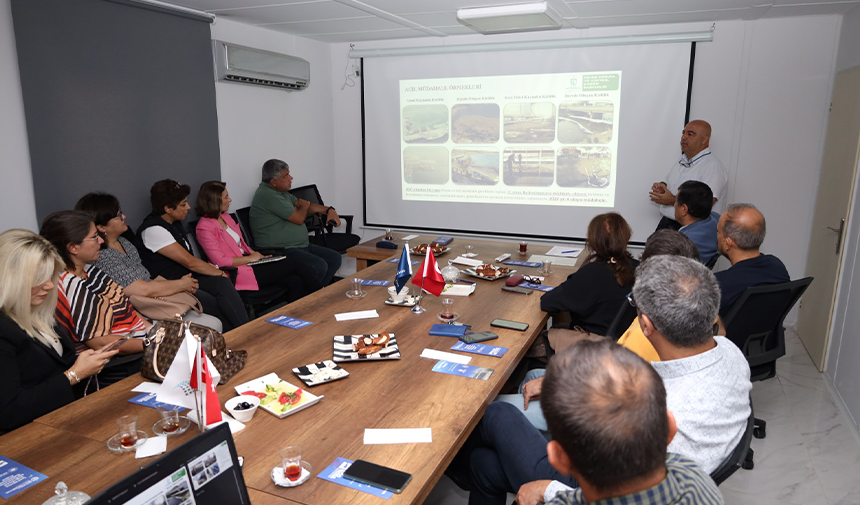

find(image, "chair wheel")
[742,459,754,470]
[753,426,766,439]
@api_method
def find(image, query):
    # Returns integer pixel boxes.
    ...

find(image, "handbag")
[140,318,247,385]
[128,277,202,320]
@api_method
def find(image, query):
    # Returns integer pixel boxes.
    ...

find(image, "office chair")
[234,207,257,250]
[705,254,719,270]
[722,276,814,438]
[710,398,756,485]
[605,297,638,341]
[288,184,360,254]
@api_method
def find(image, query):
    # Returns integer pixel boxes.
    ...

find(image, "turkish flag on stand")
[411,248,446,297]
[190,345,222,426]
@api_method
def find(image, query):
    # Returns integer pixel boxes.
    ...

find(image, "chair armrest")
[325,214,354,235]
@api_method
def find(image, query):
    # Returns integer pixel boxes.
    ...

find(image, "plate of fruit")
[234,373,322,418]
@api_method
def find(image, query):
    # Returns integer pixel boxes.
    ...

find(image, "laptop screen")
[88,424,250,505]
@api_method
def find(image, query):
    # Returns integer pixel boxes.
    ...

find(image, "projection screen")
[362,42,694,243]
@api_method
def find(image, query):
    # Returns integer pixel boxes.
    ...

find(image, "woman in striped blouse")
[40,211,151,385]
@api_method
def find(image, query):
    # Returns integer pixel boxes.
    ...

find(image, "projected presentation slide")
[400,71,621,207]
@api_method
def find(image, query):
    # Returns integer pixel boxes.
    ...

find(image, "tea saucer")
[106,431,148,453]
[346,290,367,299]
[271,461,313,487]
[153,416,191,436]
[437,312,460,323]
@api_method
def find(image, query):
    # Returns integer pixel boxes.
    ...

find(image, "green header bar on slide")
[583,74,619,91]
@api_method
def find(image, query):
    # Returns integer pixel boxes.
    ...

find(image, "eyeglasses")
[522,276,542,285]
[626,292,636,308]
[82,235,100,243]
[112,208,124,220]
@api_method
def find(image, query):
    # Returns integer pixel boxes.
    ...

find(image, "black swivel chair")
[705,254,719,270]
[288,184,361,254]
[605,297,638,341]
[234,207,258,250]
[722,277,814,438]
[710,398,756,485]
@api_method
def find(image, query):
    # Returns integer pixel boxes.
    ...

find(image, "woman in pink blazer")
[195,181,321,298]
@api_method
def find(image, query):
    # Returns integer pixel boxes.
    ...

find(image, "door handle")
[826,218,845,255]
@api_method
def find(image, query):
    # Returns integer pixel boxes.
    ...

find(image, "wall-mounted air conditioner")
[213,41,309,91]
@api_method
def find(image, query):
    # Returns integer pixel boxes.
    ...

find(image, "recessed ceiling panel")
[211,1,369,24]
[564,0,757,18]
[580,8,751,26]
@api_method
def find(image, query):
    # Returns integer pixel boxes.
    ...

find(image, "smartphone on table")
[490,318,529,331]
[343,459,412,493]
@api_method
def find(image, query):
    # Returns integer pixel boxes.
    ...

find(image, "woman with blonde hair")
[0,229,118,434]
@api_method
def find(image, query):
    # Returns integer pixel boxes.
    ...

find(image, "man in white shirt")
[650,120,727,231]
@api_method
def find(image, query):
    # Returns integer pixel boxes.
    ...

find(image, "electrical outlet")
[353,65,361,77]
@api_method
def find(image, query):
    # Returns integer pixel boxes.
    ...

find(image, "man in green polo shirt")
[250,159,342,286]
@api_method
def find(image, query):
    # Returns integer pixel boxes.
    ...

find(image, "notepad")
[335,310,379,321]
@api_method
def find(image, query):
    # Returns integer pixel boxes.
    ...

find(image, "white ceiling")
[168,0,860,42]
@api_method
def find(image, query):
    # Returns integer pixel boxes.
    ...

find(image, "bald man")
[714,203,789,316]
[650,120,728,231]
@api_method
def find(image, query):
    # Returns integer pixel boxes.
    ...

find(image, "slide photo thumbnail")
[165,480,192,505]
[503,102,556,144]
[558,101,615,144]
[452,103,500,144]
[557,146,612,188]
[404,146,450,184]
[452,148,499,185]
[402,104,449,143]
[502,148,555,187]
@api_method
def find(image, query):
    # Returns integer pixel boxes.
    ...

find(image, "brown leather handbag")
[140,318,246,385]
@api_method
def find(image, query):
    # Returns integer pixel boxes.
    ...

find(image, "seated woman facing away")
[136,179,248,331]
[0,230,120,433]
[40,211,150,387]
[75,192,222,332]
[540,212,638,353]
[194,181,322,301]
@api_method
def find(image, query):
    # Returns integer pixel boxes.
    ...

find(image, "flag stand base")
[411,296,425,314]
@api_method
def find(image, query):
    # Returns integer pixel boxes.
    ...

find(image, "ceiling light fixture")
[456,2,563,34]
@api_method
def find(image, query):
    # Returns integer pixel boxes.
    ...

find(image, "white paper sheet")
[420,348,471,364]
[528,254,579,267]
[136,436,167,459]
[545,245,583,258]
[364,428,433,445]
[451,256,483,267]
[402,234,419,241]
[131,382,161,394]
[335,310,379,321]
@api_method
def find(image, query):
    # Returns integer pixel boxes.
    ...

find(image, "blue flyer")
[451,340,508,358]
[266,314,313,329]
[520,282,555,292]
[503,260,542,268]
[431,361,494,380]
[361,279,391,286]
[316,457,393,499]
[128,392,186,412]
[0,457,47,499]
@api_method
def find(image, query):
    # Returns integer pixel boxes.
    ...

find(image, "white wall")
[836,5,860,72]
[331,16,841,305]
[211,19,335,211]
[0,0,38,232]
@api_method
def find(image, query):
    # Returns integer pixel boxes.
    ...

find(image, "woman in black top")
[136,180,249,331]
[541,213,637,353]
[0,229,118,434]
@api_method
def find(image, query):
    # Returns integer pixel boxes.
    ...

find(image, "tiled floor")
[425,328,860,504]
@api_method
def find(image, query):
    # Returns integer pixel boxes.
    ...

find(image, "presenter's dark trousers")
[656,216,682,232]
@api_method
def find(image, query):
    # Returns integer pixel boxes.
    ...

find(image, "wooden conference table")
[1,237,571,504]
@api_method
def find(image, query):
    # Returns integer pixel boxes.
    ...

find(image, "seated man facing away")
[458,256,750,505]
[537,339,724,505]
[674,180,719,265]
[250,159,342,286]
[497,229,699,432]
[715,203,790,317]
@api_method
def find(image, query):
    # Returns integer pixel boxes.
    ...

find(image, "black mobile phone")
[460,331,499,344]
[490,318,529,331]
[99,335,132,353]
[343,460,412,493]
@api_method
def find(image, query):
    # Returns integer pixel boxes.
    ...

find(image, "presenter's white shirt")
[658,148,728,220]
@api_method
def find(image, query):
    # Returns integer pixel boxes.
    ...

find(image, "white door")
[796,65,860,371]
